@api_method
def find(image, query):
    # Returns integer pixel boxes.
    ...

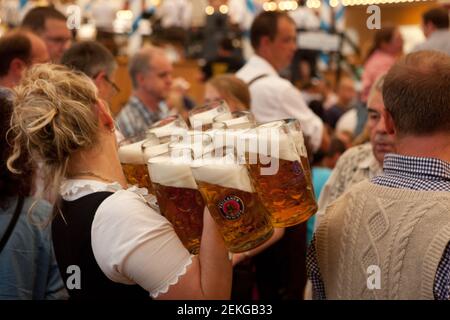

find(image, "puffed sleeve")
[91,190,193,298]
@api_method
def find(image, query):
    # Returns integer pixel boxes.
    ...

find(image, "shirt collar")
[358,148,383,178]
[382,153,450,182]
[247,55,279,77]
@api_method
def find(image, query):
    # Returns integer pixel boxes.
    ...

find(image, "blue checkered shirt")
[307,153,450,300]
[115,96,169,139]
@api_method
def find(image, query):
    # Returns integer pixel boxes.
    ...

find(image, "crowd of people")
[0,4,449,300]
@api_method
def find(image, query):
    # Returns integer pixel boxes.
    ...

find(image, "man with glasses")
[61,41,119,103]
[22,6,72,63]
[115,46,172,139]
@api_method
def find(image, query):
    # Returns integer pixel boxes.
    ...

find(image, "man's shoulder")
[337,143,373,165]
[116,97,140,119]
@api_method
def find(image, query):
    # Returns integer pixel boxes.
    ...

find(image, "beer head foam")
[190,108,231,129]
[118,140,150,164]
[190,154,254,193]
[240,123,300,162]
[148,155,198,189]
[149,121,187,138]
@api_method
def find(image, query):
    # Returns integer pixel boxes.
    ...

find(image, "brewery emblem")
[218,196,244,220]
[292,161,303,176]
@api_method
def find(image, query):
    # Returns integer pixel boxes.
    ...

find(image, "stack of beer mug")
[119,101,318,255]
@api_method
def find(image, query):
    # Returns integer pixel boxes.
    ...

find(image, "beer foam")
[149,123,187,138]
[289,130,308,157]
[148,155,198,189]
[190,155,254,193]
[240,125,300,162]
[190,109,231,128]
[118,140,149,164]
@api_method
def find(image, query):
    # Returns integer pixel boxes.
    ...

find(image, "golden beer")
[118,135,160,194]
[247,157,317,227]
[153,183,204,254]
[284,119,314,188]
[121,163,154,194]
[191,156,273,253]
[148,154,204,254]
[244,122,317,227]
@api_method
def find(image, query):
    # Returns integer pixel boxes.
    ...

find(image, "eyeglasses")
[93,72,120,94]
[104,75,120,94]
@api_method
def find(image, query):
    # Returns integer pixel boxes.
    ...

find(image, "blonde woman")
[7,64,232,300]
[204,74,251,112]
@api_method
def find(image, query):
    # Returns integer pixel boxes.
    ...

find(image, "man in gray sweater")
[307,50,450,300]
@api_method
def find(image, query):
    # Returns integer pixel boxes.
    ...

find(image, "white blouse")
[60,179,193,298]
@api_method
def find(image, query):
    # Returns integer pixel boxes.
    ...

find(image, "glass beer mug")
[146,139,206,254]
[118,133,159,194]
[190,140,273,253]
[243,121,317,227]
[212,110,256,130]
[188,100,231,131]
[148,114,189,143]
[283,118,313,188]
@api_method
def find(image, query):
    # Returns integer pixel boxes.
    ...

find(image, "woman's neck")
[67,134,128,188]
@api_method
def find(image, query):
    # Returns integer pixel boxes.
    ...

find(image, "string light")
[219,5,229,14]
[205,5,214,15]
[342,0,432,5]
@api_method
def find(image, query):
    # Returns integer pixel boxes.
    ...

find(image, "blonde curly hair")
[7,63,100,201]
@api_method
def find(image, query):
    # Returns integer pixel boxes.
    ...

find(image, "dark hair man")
[0,30,49,89]
[236,11,329,153]
[61,41,118,103]
[22,6,72,63]
[413,7,450,55]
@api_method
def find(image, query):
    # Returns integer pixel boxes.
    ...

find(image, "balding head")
[0,30,49,88]
[128,46,168,88]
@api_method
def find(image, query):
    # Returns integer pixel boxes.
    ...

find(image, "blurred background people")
[61,41,119,104]
[357,26,403,136]
[21,6,72,63]
[0,89,67,300]
[413,7,450,55]
[237,11,329,154]
[201,37,244,81]
[0,30,49,89]
[115,46,173,138]
[315,74,395,230]
[204,74,250,112]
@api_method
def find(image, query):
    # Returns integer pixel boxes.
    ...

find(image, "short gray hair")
[61,41,117,79]
[128,46,165,89]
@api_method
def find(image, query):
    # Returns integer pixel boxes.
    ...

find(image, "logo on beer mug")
[218,195,244,220]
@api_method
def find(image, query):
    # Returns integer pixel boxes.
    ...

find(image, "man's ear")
[10,58,27,77]
[136,72,146,87]
[93,71,105,87]
[96,99,114,131]
[384,109,396,135]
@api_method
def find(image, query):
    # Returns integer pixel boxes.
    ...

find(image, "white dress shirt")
[412,30,450,56]
[236,55,324,152]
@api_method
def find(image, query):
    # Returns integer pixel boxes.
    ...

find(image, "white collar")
[358,152,383,178]
[247,55,280,77]
[60,179,148,201]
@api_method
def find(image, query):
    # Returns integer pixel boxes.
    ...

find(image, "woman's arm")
[156,207,232,300]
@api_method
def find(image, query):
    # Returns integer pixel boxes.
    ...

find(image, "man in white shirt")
[413,7,450,56]
[236,11,329,153]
